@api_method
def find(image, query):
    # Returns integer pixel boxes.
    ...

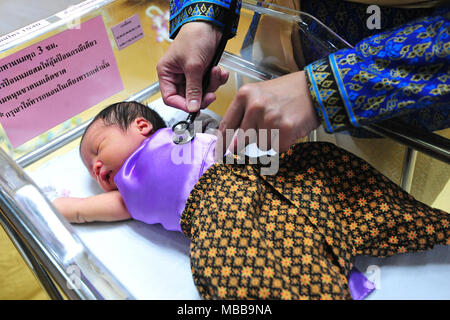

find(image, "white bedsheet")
[25,99,450,300]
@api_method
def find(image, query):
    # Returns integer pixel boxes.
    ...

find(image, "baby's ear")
[135,117,153,137]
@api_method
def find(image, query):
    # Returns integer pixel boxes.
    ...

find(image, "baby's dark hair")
[80,101,166,148]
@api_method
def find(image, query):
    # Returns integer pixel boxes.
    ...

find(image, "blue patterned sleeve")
[169,0,241,39]
[305,11,449,133]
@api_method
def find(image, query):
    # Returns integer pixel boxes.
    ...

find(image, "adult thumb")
[185,69,204,113]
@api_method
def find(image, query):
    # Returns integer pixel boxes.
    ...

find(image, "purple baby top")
[114,128,217,232]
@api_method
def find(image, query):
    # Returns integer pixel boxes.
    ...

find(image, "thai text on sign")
[0,15,124,148]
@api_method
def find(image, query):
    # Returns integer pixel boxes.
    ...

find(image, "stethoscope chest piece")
[172,120,195,144]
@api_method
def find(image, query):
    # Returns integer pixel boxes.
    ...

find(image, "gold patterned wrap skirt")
[180,142,450,300]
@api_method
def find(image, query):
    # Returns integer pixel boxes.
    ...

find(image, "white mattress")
[25,99,450,299]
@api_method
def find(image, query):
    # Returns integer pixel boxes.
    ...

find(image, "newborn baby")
[53,101,217,231]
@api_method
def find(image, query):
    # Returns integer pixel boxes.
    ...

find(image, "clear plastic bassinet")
[0,0,448,300]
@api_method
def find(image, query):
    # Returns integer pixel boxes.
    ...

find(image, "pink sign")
[111,14,144,50]
[0,15,124,148]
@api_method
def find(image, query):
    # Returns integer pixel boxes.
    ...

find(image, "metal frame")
[0,211,64,300]
[0,147,134,299]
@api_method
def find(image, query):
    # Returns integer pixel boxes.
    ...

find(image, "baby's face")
[80,118,152,192]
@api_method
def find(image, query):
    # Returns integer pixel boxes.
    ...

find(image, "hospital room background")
[0,0,448,300]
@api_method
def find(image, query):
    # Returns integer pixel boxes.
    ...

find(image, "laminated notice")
[0,15,124,148]
[111,14,145,50]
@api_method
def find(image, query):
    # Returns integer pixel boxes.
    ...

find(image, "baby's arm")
[53,191,131,223]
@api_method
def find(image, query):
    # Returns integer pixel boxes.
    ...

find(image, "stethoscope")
[171,38,228,145]
[172,3,236,145]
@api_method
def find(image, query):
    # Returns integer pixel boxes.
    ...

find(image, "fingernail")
[187,100,199,112]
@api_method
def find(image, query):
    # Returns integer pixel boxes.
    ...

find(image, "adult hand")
[218,70,320,154]
[157,22,230,113]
